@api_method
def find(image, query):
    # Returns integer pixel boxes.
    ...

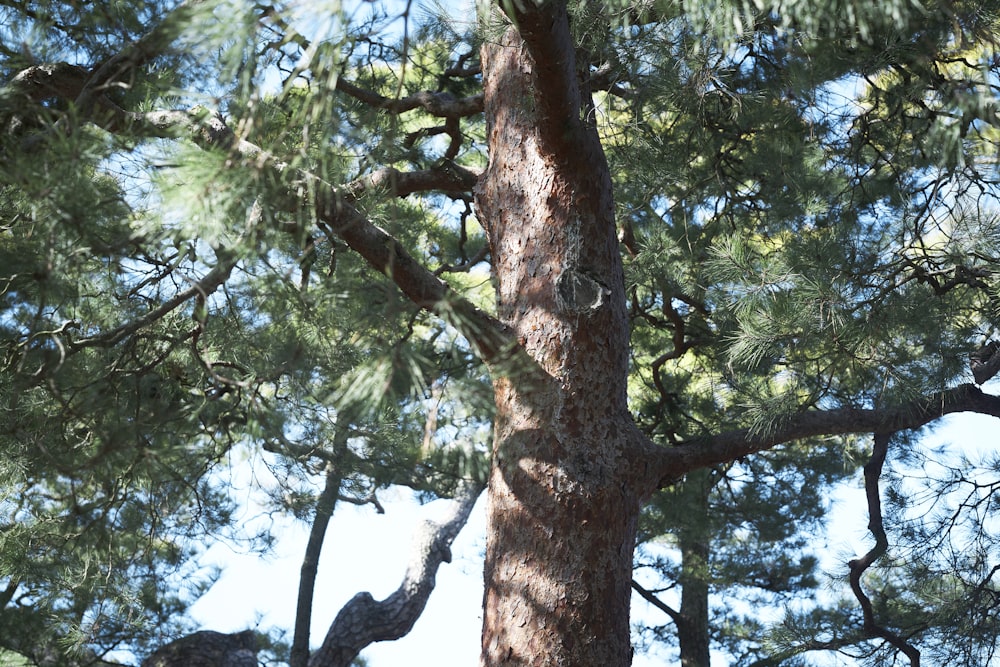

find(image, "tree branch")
[1,54,512,363]
[156,108,509,361]
[291,462,345,667]
[3,0,202,139]
[341,163,480,200]
[848,432,921,665]
[334,77,484,118]
[256,4,483,119]
[75,0,203,109]
[69,253,237,350]
[646,384,1000,489]
[631,579,682,625]
[307,482,483,667]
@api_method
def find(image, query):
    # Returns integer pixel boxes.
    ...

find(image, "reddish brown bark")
[473,9,649,665]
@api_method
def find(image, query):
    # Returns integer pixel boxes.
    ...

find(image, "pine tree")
[2,1,1000,666]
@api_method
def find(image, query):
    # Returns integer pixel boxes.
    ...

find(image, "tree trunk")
[676,470,712,667]
[474,11,649,666]
[291,464,343,667]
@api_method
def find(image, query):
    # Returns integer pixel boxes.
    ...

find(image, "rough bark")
[474,7,648,665]
[141,630,257,667]
[307,482,482,667]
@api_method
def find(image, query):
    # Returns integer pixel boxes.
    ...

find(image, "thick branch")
[848,432,921,665]
[311,186,510,362]
[1,0,504,356]
[335,78,483,118]
[4,1,201,133]
[645,384,1000,490]
[80,0,202,96]
[155,110,508,361]
[3,64,511,362]
[307,482,483,667]
[341,164,480,200]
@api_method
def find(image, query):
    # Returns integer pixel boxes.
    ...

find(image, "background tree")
[599,4,1000,663]
[632,441,861,666]
[2,1,1000,667]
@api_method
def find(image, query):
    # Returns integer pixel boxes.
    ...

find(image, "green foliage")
[0,1,492,661]
[599,0,1000,662]
[1,0,1000,664]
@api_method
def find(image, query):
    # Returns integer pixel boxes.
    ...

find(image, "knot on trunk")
[556,268,609,313]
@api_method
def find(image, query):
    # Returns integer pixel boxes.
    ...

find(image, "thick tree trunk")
[474,11,648,666]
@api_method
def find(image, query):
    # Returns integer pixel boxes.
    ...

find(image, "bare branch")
[307,482,484,667]
[335,491,385,513]
[631,580,682,625]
